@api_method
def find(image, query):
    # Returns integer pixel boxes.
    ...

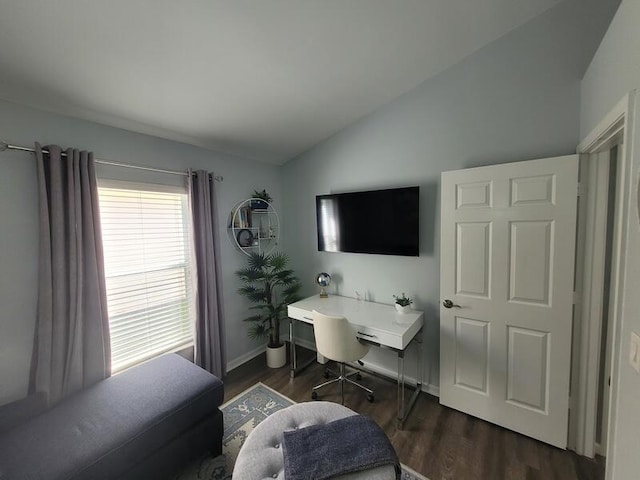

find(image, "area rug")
[175,382,428,480]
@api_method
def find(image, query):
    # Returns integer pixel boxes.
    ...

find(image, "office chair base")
[323,367,362,381]
[311,363,374,404]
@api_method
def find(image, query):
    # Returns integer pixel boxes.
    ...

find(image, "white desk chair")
[311,310,374,404]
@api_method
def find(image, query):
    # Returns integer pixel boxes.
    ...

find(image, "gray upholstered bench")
[232,402,396,480]
[0,354,224,480]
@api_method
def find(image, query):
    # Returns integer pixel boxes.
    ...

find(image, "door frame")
[572,91,635,464]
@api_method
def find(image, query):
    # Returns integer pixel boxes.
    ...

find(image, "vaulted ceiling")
[0,0,566,163]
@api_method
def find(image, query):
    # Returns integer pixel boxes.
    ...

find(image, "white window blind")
[98,183,194,373]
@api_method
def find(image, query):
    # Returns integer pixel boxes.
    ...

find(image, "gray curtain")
[189,170,225,377]
[30,143,110,405]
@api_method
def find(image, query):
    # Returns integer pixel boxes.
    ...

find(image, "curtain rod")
[0,140,223,182]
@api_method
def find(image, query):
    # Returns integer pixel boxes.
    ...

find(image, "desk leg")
[396,329,423,429]
[417,330,424,392]
[289,318,315,378]
[289,318,296,378]
[397,351,406,428]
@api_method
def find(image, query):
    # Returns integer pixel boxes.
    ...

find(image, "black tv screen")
[316,186,419,256]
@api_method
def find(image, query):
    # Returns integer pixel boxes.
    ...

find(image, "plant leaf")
[241,314,265,323]
[269,252,288,271]
[238,286,267,303]
[248,252,268,270]
[236,267,264,283]
[248,323,269,340]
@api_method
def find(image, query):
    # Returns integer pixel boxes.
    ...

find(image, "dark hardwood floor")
[223,348,605,480]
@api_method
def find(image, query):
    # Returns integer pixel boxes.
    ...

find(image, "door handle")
[442,299,461,309]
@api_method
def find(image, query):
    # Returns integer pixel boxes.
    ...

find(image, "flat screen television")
[316,186,419,256]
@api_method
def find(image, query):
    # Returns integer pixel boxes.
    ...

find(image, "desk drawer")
[353,325,402,350]
[288,305,314,324]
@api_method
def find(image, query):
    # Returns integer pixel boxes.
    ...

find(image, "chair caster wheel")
[356,373,362,381]
[311,391,318,400]
[324,369,331,379]
[367,394,374,403]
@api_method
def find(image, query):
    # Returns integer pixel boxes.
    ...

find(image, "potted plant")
[251,189,272,210]
[236,252,302,368]
[393,293,413,314]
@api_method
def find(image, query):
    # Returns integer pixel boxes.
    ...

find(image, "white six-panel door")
[440,155,578,448]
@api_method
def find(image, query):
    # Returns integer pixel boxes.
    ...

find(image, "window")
[98,182,194,373]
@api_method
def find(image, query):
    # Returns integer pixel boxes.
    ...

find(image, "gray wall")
[280,0,618,391]
[581,0,640,477]
[0,99,281,405]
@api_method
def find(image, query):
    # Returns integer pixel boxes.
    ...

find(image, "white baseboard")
[356,357,440,397]
[226,344,266,372]
[226,337,319,373]
[226,338,441,398]
[423,383,440,397]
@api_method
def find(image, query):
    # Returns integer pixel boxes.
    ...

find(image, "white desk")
[287,294,423,428]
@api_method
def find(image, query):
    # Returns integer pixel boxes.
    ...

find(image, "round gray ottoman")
[232,401,397,480]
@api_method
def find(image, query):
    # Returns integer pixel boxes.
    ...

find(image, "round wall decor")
[227,198,280,255]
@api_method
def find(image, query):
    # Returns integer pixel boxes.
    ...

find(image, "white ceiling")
[0,0,562,164]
